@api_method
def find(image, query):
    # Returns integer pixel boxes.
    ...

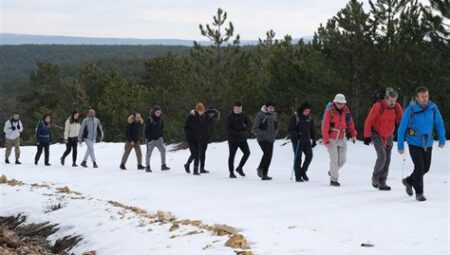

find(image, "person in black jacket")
[287,102,317,182]
[35,114,52,166]
[184,103,209,175]
[227,101,251,178]
[120,113,145,170]
[144,106,170,172]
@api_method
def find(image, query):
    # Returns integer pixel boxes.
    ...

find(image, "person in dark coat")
[227,101,251,178]
[144,105,170,172]
[35,114,52,166]
[120,113,145,170]
[287,102,317,182]
[184,103,209,175]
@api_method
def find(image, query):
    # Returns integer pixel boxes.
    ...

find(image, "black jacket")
[184,111,208,143]
[145,115,163,141]
[287,113,316,145]
[227,112,250,143]
[126,121,143,143]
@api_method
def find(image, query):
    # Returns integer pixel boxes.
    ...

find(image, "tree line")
[1,0,448,146]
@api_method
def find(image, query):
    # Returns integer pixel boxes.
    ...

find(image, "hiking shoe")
[416,194,427,202]
[137,165,146,170]
[120,164,126,170]
[262,176,273,181]
[372,178,379,189]
[330,181,341,187]
[93,162,98,168]
[15,160,22,165]
[378,180,391,191]
[235,167,246,177]
[145,166,152,172]
[301,172,309,182]
[45,163,51,166]
[296,177,304,183]
[72,163,78,167]
[200,169,209,174]
[5,159,10,164]
[60,157,65,166]
[161,164,170,171]
[402,178,413,196]
[257,168,263,178]
[193,167,200,176]
[80,161,88,168]
[184,163,190,174]
[229,172,237,178]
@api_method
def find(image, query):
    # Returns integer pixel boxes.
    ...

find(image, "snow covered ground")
[1,140,448,255]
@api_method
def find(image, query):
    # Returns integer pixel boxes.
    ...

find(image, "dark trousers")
[35,142,50,164]
[292,141,313,179]
[228,140,250,172]
[187,141,207,170]
[61,137,78,164]
[406,145,432,195]
[258,141,274,176]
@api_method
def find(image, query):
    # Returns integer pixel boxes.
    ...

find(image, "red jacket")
[364,101,403,139]
[321,103,357,144]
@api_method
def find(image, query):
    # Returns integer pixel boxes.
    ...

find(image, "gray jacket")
[78,117,104,141]
[252,105,278,143]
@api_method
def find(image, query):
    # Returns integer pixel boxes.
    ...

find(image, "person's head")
[414,86,429,106]
[43,114,51,123]
[195,102,205,116]
[298,102,312,116]
[233,101,243,114]
[71,111,80,122]
[88,109,96,117]
[333,93,347,110]
[12,112,20,120]
[384,88,398,108]
[134,112,142,122]
[153,105,162,117]
[265,101,276,113]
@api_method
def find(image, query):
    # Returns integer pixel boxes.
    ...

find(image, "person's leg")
[371,132,387,183]
[228,141,239,173]
[44,143,50,165]
[301,143,313,173]
[35,143,43,163]
[156,138,166,165]
[121,141,133,165]
[83,140,91,162]
[5,139,13,161]
[292,141,302,179]
[134,142,143,166]
[71,139,78,164]
[146,141,155,166]
[423,147,433,176]
[14,138,21,162]
[237,141,250,169]
[327,139,340,182]
[62,141,72,160]
[408,145,425,195]
[200,142,208,170]
[88,140,97,162]
[380,136,394,182]
[337,139,347,169]
[264,142,274,176]
[193,141,201,174]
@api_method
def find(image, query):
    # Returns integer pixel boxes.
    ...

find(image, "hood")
[128,115,143,124]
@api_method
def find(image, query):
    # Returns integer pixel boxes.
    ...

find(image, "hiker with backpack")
[397,86,446,202]
[322,94,357,187]
[35,114,52,166]
[120,113,146,171]
[364,88,403,191]
[144,106,170,172]
[78,109,104,168]
[252,101,278,181]
[3,112,23,165]
[61,111,81,167]
[288,102,317,182]
[227,101,251,178]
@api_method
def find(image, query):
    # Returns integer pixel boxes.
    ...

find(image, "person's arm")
[321,109,331,145]
[64,119,70,141]
[434,105,446,146]
[184,115,192,141]
[98,119,104,140]
[17,120,23,133]
[395,103,404,125]
[310,117,316,142]
[3,121,11,134]
[287,114,296,138]
[364,103,381,138]
[78,119,86,141]
[35,122,41,144]
[251,113,262,137]
[397,107,411,151]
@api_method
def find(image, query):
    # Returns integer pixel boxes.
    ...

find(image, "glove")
[324,142,332,148]
[312,140,317,148]
[11,126,16,131]
[363,137,371,146]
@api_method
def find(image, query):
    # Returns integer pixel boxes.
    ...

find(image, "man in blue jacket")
[397,86,446,202]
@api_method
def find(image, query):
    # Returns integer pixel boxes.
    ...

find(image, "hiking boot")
[72,163,78,167]
[137,165,146,170]
[301,172,309,182]
[45,163,51,166]
[60,157,65,166]
[5,159,10,164]
[200,169,209,174]
[378,180,391,191]
[193,167,200,176]
[80,161,88,168]
[229,172,237,178]
[295,177,304,183]
[402,178,413,196]
[262,176,273,181]
[235,167,246,177]
[330,181,341,187]
[161,164,170,171]
[120,164,126,170]
[371,178,379,189]
[93,162,98,168]
[184,163,190,174]
[145,166,152,172]
[15,160,22,165]
[416,194,427,202]
[257,168,263,178]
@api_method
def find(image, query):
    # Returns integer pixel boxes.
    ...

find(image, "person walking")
[120,113,145,170]
[35,114,52,166]
[144,106,170,172]
[184,103,208,175]
[78,109,104,168]
[3,112,23,165]
[61,111,81,167]
[227,101,251,178]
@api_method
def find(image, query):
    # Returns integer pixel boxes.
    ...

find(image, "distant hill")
[0,33,313,46]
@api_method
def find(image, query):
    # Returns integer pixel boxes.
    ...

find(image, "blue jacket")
[397,101,446,150]
[36,121,52,144]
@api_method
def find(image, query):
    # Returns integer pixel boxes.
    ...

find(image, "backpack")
[323,102,352,128]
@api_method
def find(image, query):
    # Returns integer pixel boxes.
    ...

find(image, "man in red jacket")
[322,93,357,186]
[364,88,403,190]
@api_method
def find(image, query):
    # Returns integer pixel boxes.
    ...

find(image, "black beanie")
[265,101,276,107]
[298,101,312,114]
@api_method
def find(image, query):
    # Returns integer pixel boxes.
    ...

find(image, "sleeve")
[35,122,41,142]
[98,119,104,138]
[18,120,23,133]
[434,106,446,146]
[3,121,11,134]
[251,113,262,137]
[184,116,191,141]
[321,109,331,144]
[395,103,404,125]
[397,107,411,151]
[364,103,381,138]
[348,114,357,139]
[64,119,70,140]
[125,124,131,142]
[78,119,86,141]
[310,117,316,141]
[244,116,250,132]
[287,115,296,135]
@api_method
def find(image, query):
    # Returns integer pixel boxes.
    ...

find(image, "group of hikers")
[3,86,446,202]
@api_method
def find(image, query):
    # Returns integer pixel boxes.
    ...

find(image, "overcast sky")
[2,0,370,40]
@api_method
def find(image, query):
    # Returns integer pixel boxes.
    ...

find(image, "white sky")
[0,0,422,40]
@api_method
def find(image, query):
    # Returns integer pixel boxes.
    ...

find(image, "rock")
[156,210,176,222]
[82,250,97,255]
[212,224,238,236]
[225,234,250,249]
[169,223,179,232]
[0,229,21,248]
[235,251,254,255]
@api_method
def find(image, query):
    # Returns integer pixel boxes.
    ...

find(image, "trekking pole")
[291,142,300,181]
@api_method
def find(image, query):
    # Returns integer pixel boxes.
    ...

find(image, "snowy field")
[1,140,448,255]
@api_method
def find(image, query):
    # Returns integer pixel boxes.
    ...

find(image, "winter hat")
[298,101,312,114]
[233,101,242,107]
[265,101,276,107]
[333,94,347,104]
[195,102,205,112]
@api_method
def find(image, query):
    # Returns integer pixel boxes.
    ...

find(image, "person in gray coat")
[78,109,104,168]
[252,101,278,180]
